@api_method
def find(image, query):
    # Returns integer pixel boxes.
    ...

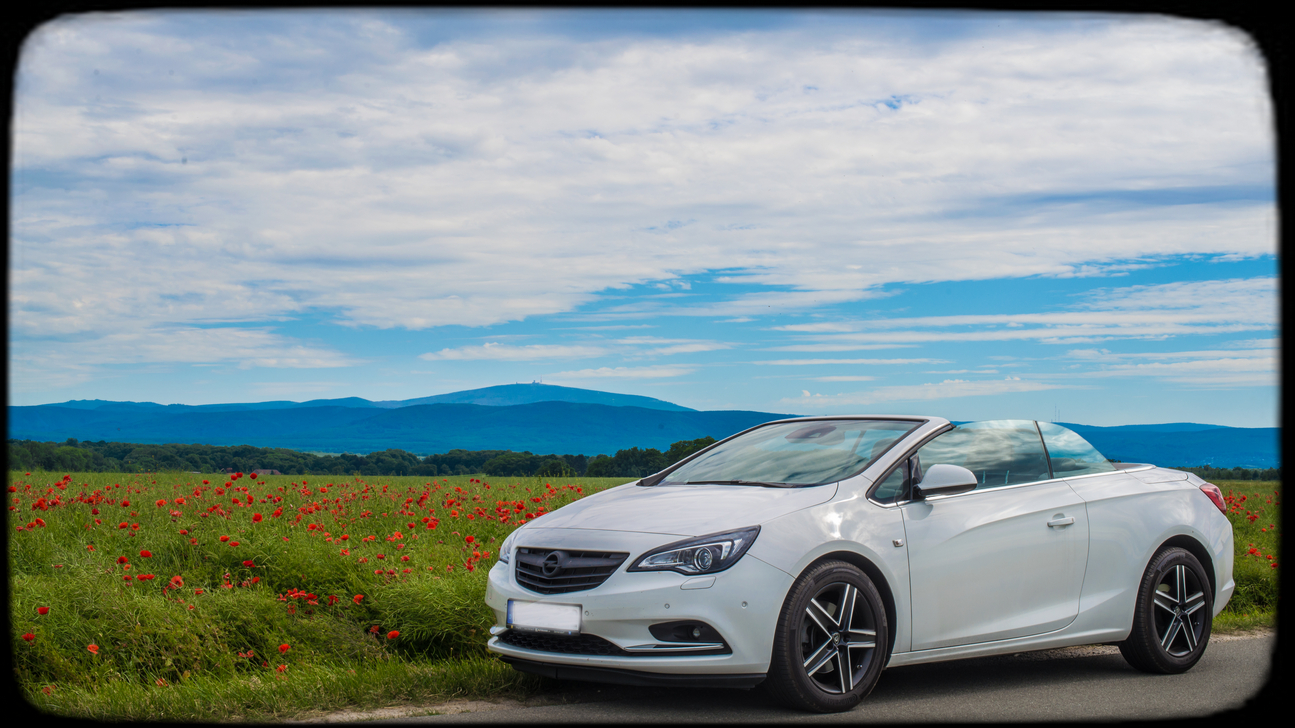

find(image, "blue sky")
[9,9,1278,427]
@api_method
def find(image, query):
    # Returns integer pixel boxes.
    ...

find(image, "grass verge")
[22,655,541,721]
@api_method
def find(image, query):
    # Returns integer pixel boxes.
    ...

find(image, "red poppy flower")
[465,535,475,544]
[117,556,129,564]
[250,473,258,479]
[119,522,128,529]
[156,499,167,507]
[202,480,209,485]
[86,544,95,551]
[37,607,49,615]
[243,560,255,567]
[87,644,99,654]
[230,541,240,547]
[387,630,399,640]
[279,644,290,654]
[22,633,34,643]
[220,535,230,542]
[353,594,364,604]
[369,625,380,633]
[253,513,263,523]
[277,664,286,673]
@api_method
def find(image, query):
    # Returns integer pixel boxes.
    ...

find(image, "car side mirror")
[912,464,978,501]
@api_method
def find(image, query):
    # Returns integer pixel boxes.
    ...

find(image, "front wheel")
[763,561,888,712]
[1118,546,1213,673]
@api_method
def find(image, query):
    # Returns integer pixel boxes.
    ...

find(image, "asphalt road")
[358,632,1277,723]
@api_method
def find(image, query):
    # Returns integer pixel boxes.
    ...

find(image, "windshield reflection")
[663,419,919,487]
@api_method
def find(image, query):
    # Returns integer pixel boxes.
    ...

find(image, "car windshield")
[661,419,920,487]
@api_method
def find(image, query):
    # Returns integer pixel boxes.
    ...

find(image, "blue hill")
[7,389,1279,467]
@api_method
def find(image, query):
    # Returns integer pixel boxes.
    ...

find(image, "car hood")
[526,481,840,536]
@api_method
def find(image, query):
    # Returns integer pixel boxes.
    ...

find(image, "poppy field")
[9,470,1280,720]
[1213,480,1282,628]
[9,469,626,720]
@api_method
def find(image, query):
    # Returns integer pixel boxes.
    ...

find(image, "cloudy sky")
[10,9,1278,427]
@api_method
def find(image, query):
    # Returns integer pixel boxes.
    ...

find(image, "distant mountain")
[39,383,691,414]
[371,383,694,411]
[8,391,1279,467]
[8,401,783,456]
[1058,423,1279,469]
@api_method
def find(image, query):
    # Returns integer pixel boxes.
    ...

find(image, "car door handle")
[1047,516,1075,528]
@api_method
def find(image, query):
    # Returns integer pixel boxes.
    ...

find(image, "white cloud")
[546,365,695,379]
[807,375,876,382]
[1060,344,1278,387]
[8,325,359,395]
[755,358,949,365]
[10,11,1274,349]
[782,376,1070,406]
[419,343,608,361]
[770,277,1277,347]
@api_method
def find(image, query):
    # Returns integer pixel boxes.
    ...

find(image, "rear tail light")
[1199,482,1227,514]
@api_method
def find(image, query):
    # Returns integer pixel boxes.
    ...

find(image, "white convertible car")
[485,416,1234,712]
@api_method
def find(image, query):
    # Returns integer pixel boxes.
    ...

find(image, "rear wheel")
[763,561,888,712]
[1118,546,1212,673]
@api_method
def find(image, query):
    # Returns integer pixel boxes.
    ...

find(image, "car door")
[898,421,1090,651]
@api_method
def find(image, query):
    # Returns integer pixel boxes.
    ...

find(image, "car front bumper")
[485,526,794,677]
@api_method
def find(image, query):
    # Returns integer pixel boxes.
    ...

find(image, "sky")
[9,9,1279,428]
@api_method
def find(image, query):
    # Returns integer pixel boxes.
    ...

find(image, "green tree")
[535,458,574,478]
[584,454,616,477]
[665,436,716,465]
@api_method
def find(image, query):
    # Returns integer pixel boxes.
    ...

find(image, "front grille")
[515,547,628,594]
[497,629,629,656]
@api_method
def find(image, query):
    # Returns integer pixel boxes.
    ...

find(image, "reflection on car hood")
[527,481,840,536]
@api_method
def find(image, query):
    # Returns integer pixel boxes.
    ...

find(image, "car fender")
[748,480,911,655]
[1064,474,1234,637]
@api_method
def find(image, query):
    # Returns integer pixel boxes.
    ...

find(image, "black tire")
[763,560,888,713]
[1118,546,1213,674]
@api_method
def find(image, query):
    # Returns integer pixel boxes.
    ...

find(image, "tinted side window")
[1038,422,1117,477]
[916,420,1051,489]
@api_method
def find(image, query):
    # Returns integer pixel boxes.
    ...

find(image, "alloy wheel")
[798,581,878,694]
[1153,563,1207,657]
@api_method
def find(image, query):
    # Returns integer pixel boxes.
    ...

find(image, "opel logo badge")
[541,550,567,577]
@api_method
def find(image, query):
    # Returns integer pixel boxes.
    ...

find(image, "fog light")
[692,626,702,638]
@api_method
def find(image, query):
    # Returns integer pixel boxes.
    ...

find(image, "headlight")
[627,526,760,576]
[499,529,521,564]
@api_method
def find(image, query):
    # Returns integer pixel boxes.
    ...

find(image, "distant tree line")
[6,436,719,479]
[13,437,1271,482]
[1176,465,1281,482]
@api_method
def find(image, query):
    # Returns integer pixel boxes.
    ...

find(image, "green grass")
[10,470,1279,719]
[10,470,625,719]
[1211,480,1281,620]
[22,655,542,721]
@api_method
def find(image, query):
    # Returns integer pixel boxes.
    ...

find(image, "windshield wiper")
[684,480,796,488]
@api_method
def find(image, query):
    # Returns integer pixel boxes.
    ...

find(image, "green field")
[9,471,1279,720]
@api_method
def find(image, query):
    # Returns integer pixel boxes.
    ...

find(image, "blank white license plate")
[507,600,581,635]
